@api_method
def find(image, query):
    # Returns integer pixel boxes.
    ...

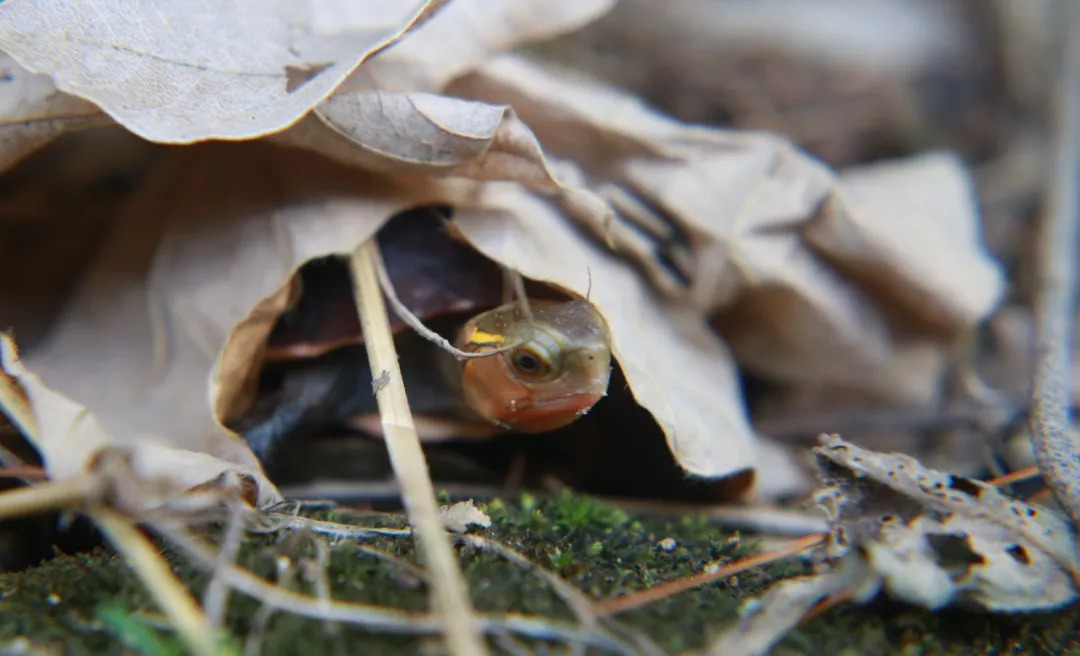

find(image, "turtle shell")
[263,206,505,363]
[235,206,609,463]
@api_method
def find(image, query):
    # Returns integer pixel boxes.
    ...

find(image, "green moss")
[0,492,1078,655]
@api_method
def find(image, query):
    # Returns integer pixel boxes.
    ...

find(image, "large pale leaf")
[275,90,754,479]
[0,0,437,143]
[2,143,438,505]
[280,91,611,233]
[0,53,108,171]
[341,0,618,93]
[1,136,758,505]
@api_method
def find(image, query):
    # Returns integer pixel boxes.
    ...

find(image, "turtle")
[235,206,613,465]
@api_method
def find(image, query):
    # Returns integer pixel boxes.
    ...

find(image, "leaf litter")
[0,0,1076,654]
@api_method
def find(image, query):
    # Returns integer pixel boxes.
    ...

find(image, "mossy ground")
[0,492,1078,655]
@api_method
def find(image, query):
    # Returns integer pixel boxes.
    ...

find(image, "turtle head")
[456,299,612,433]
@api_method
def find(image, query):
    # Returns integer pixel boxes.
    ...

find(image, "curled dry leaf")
[814,434,1078,612]
[339,0,618,93]
[451,183,756,479]
[448,55,1004,402]
[273,90,757,479]
[0,53,108,172]
[807,151,1005,334]
[279,90,614,245]
[0,133,757,507]
[0,0,440,143]
[711,433,1079,656]
[0,0,615,154]
[0,143,443,507]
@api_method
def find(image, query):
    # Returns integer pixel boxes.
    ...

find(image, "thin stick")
[259,512,411,539]
[0,475,100,520]
[1029,0,1080,528]
[94,509,219,656]
[350,241,489,656]
[507,269,535,324]
[0,465,48,480]
[371,241,518,361]
[593,533,825,617]
[202,479,247,630]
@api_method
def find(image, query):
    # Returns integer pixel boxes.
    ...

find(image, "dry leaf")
[449,55,1003,401]
[814,434,1079,611]
[808,151,1005,334]
[451,183,756,480]
[0,1,439,143]
[0,53,108,172]
[340,0,618,93]
[1,134,758,505]
[2,143,441,506]
[712,433,1079,655]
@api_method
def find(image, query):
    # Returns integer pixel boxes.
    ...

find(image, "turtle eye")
[509,347,551,378]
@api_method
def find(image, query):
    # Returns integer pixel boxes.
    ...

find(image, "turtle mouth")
[499,392,605,433]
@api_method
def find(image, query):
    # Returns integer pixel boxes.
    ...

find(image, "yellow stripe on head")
[464,328,507,349]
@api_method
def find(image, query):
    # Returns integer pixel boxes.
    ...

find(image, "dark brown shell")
[264,206,505,362]
[239,207,513,462]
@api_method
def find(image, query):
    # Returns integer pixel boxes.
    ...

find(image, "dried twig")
[202,477,247,630]
[1029,0,1080,528]
[370,239,518,361]
[94,509,219,656]
[0,464,47,481]
[256,512,410,539]
[0,475,100,520]
[600,497,828,537]
[350,241,490,656]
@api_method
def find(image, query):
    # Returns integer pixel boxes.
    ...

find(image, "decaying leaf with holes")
[814,434,1078,611]
[706,435,1078,656]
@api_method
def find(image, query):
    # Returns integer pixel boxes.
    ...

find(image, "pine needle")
[593,533,825,617]
[349,240,490,656]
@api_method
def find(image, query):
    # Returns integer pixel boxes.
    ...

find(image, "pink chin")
[496,393,604,433]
